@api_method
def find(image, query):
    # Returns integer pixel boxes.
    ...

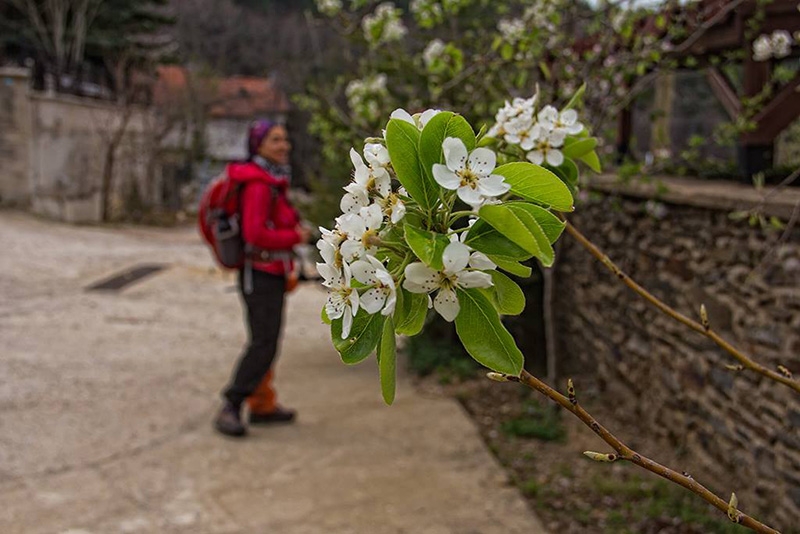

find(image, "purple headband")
[247,119,276,158]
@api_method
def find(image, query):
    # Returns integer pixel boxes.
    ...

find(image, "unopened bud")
[567,378,577,404]
[725,364,744,372]
[487,372,509,382]
[778,365,793,379]
[700,304,709,330]
[583,451,618,463]
[727,492,741,523]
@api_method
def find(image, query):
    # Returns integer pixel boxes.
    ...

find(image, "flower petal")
[469,251,496,270]
[350,259,378,285]
[373,170,391,197]
[457,185,484,207]
[340,191,368,214]
[467,147,496,176]
[477,174,510,197]
[317,239,336,265]
[442,137,468,172]
[390,108,415,124]
[338,213,366,237]
[560,109,578,125]
[390,199,406,223]
[546,149,564,167]
[443,241,470,274]
[340,240,364,263]
[341,309,352,339]
[404,263,439,291]
[434,288,460,322]
[361,287,387,314]
[457,270,493,288]
[381,291,397,315]
[360,203,384,229]
[526,150,544,165]
[433,164,461,190]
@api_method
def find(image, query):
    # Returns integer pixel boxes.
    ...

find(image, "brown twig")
[669,0,749,55]
[563,220,800,394]
[488,371,781,534]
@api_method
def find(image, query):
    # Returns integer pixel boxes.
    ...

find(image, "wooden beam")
[706,67,741,119]
[744,75,800,144]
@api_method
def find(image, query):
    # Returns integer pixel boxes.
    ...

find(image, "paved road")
[0,211,546,534]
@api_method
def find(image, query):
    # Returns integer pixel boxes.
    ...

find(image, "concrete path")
[0,211,547,534]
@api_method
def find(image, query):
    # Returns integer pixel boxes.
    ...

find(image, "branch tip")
[486,372,508,382]
[584,451,618,463]
[727,492,742,523]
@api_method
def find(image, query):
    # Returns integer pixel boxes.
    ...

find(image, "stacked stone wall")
[554,184,800,529]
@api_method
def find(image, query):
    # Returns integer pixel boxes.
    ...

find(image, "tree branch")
[488,371,781,534]
[563,220,800,394]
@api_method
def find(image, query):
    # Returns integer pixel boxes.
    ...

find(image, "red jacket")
[227,161,301,275]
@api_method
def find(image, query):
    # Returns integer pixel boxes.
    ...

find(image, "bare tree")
[7,0,103,89]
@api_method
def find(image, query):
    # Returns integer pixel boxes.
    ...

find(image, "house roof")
[153,65,290,118]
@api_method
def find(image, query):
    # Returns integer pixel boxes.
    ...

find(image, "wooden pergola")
[618,0,800,176]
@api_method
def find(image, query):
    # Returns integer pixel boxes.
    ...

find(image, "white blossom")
[351,255,397,316]
[315,0,342,17]
[498,18,526,45]
[772,30,793,58]
[390,107,442,129]
[362,3,407,45]
[379,192,406,224]
[526,128,566,167]
[423,39,447,68]
[342,146,391,212]
[432,137,510,207]
[324,262,360,339]
[402,241,493,321]
[338,204,384,263]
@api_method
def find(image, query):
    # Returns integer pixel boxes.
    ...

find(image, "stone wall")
[554,177,800,529]
[29,93,157,222]
[0,68,161,222]
[0,68,32,205]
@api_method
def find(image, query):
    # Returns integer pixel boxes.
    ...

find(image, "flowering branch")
[563,220,800,394]
[488,371,782,534]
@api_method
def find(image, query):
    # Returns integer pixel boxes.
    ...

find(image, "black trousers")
[223,269,286,408]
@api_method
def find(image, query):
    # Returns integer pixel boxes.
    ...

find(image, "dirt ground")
[413,371,783,534]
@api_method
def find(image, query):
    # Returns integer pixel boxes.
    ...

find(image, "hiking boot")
[214,402,246,437]
[249,406,296,425]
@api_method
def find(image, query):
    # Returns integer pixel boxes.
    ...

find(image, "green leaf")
[488,256,532,278]
[332,311,386,364]
[494,162,574,211]
[393,288,428,336]
[562,138,597,159]
[506,206,555,267]
[559,158,579,192]
[321,306,331,325]
[579,150,602,173]
[465,218,532,260]
[404,224,450,271]
[385,119,431,208]
[378,318,397,405]
[419,112,475,205]
[478,204,541,257]
[564,83,587,111]
[505,202,565,243]
[478,204,555,266]
[488,270,525,315]
[455,288,524,375]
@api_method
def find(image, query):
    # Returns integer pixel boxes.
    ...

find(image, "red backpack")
[197,165,278,269]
